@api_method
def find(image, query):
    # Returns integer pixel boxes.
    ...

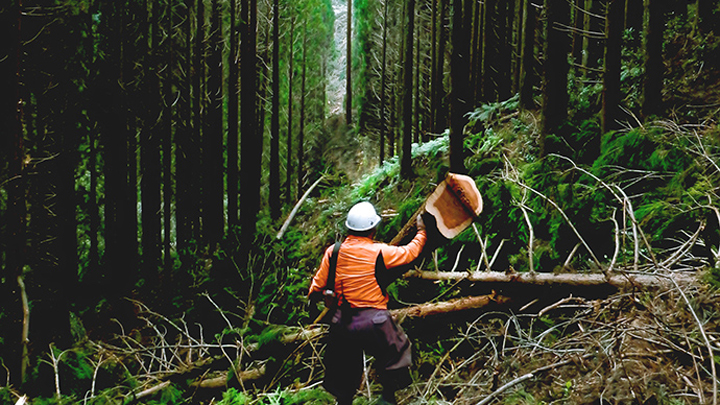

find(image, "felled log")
[189,365,266,389]
[390,293,511,321]
[405,269,695,289]
[189,295,508,389]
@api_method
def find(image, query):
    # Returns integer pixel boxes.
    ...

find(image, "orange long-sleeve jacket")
[308,230,427,310]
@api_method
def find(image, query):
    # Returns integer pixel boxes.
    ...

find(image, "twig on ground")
[134,381,171,400]
[47,344,70,399]
[563,242,581,270]
[665,272,718,405]
[503,155,602,271]
[488,239,506,270]
[472,223,491,272]
[476,373,534,405]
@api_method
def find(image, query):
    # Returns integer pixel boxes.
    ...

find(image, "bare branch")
[476,373,534,405]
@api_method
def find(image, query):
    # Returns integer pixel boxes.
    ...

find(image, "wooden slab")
[425,173,483,239]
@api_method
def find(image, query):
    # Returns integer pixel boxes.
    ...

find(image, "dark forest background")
[2,0,720,403]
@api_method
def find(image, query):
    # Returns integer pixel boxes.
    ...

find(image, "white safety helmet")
[345,201,382,232]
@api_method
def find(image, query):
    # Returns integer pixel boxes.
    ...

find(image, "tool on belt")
[312,241,342,325]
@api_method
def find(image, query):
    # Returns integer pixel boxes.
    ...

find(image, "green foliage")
[620,29,645,112]
[255,266,312,325]
[218,388,250,405]
[503,389,543,405]
[544,119,601,164]
[146,383,184,405]
[258,386,334,404]
[466,94,520,128]
[27,395,78,405]
[702,266,720,290]
[567,70,603,123]
[0,388,18,405]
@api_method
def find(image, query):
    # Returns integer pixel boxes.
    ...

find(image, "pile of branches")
[405,282,720,404]
[33,272,716,405]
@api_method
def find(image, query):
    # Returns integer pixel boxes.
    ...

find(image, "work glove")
[416,213,426,231]
[307,291,323,321]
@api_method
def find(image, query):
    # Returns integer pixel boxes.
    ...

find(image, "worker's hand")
[308,291,322,306]
[416,213,426,231]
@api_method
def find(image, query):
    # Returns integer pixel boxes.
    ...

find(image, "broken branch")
[276,176,324,240]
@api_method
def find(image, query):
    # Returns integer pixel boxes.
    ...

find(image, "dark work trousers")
[323,307,412,404]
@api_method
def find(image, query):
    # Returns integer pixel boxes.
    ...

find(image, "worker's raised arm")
[379,215,427,268]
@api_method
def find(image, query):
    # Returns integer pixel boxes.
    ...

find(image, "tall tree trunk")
[269,0,281,220]
[667,1,686,20]
[380,0,390,163]
[470,0,483,104]
[496,0,513,100]
[389,84,396,157]
[571,0,583,61]
[205,0,224,245]
[142,0,162,274]
[1,0,26,385]
[286,19,295,206]
[240,0,259,267]
[402,0,415,178]
[602,0,623,135]
[625,0,643,34]
[432,0,447,132]
[297,24,308,198]
[176,0,196,253]
[85,1,100,272]
[40,9,81,350]
[228,0,240,228]
[429,0,438,133]
[642,0,664,118]
[449,0,470,174]
[194,0,206,241]
[511,0,523,94]
[482,0,498,101]
[100,1,135,299]
[258,20,270,198]
[89,115,99,271]
[581,0,603,78]
[519,0,537,110]
[540,0,570,153]
[163,0,174,272]
[346,0,353,125]
[414,19,421,145]
[697,0,718,34]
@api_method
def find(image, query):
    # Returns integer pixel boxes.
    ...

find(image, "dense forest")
[2,0,720,404]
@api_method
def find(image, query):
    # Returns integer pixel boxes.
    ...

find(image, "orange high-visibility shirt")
[308,230,427,309]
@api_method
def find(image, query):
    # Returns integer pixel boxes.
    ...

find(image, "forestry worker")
[308,201,427,405]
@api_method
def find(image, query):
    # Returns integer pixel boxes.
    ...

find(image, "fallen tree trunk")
[390,293,511,321]
[405,269,695,289]
[190,365,267,389]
